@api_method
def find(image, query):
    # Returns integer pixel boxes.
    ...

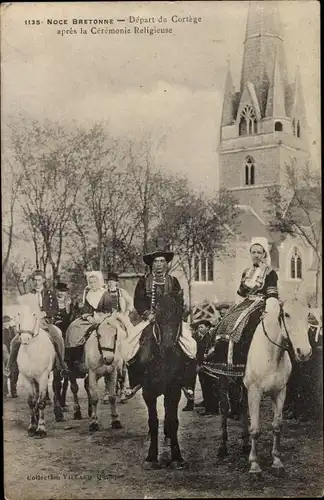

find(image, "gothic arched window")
[290,247,302,279]
[275,121,283,132]
[297,120,301,138]
[239,105,258,136]
[193,254,214,282]
[245,156,255,185]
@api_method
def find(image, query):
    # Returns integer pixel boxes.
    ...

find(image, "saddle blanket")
[121,321,197,362]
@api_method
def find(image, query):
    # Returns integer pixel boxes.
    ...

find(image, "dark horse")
[141,290,189,470]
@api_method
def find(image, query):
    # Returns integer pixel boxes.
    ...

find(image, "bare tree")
[266,165,321,306]
[152,188,239,318]
[2,159,24,276]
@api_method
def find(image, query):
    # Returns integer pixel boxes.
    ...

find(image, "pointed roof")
[239,1,289,118]
[244,1,283,42]
[266,50,287,117]
[221,59,235,126]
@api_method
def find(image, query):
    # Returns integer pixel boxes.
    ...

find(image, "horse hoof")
[36,428,47,438]
[143,461,161,470]
[111,420,123,430]
[217,446,228,458]
[27,427,36,437]
[249,463,262,475]
[74,411,82,420]
[55,414,64,423]
[102,398,110,405]
[62,406,69,412]
[169,460,189,470]
[89,421,99,432]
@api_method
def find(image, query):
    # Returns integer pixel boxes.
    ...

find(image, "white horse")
[244,296,312,474]
[14,305,64,437]
[66,312,126,432]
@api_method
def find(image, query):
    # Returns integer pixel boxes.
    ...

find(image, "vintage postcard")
[2,1,322,499]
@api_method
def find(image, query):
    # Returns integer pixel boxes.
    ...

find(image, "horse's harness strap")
[261,316,292,354]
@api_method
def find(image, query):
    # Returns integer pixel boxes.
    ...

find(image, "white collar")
[86,288,105,309]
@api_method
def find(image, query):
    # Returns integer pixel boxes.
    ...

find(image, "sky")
[1,1,320,196]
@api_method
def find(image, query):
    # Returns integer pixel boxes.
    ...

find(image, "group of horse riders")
[3,237,322,418]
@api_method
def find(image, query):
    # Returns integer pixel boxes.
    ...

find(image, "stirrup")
[182,387,194,401]
[123,385,142,401]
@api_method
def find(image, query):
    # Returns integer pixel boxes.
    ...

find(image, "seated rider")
[4,269,69,377]
[123,247,197,401]
[206,237,279,359]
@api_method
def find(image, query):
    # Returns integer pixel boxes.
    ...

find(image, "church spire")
[265,50,287,117]
[240,1,288,116]
[221,58,235,126]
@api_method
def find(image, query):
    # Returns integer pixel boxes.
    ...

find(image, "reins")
[261,313,294,359]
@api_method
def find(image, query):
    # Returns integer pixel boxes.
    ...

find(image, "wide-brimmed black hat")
[106,272,119,282]
[55,282,69,292]
[143,249,174,267]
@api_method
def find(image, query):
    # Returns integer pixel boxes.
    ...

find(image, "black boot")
[182,400,194,411]
[123,360,142,401]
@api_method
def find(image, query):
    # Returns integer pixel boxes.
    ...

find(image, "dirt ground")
[4,375,323,500]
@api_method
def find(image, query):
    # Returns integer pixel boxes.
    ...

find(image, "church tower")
[218,1,309,220]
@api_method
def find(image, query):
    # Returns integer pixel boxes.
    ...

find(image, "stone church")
[174,1,319,308]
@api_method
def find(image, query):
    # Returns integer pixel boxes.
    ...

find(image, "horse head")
[94,314,119,365]
[281,296,312,362]
[14,305,40,345]
[154,290,184,352]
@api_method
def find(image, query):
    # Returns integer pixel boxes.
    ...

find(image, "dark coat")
[134,274,181,319]
[30,288,59,319]
[82,290,113,315]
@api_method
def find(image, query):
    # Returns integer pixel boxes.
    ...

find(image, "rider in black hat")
[123,248,197,401]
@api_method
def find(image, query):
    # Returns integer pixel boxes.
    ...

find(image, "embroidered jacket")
[237,265,279,299]
[134,274,181,319]
[108,287,134,314]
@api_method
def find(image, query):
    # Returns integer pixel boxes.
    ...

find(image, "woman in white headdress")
[207,237,279,355]
[65,271,114,348]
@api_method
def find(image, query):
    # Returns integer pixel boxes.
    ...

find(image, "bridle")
[261,312,295,360]
[152,320,182,349]
[17,314,40,344]
[93,314,118,365]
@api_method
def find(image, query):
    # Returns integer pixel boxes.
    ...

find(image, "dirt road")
[4,376,323,499]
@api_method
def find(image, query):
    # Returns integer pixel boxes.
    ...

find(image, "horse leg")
[218,377,230,458]
[248,385,262,474]
[70,375,82,420]
[164,386,187,469]
[60,376,69,411]
[102,374,110,405]
[88,370,99,432]
[142,391,160,469]
[35,372,49,438]
[84,375,92,417]
[240,384,250,455]
[25,378,37,436]
[271,386,286,471]
[52,369,64,422]
[107,370,123,429]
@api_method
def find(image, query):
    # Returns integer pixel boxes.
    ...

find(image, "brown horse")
[140,290,188,470]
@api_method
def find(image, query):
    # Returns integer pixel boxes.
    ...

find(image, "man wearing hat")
[104,272,134,316]
[122,248,197,401]
[3,314,19,397]
[54,282,73,338]
[193,319,220,415]
[5,269,69,377]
